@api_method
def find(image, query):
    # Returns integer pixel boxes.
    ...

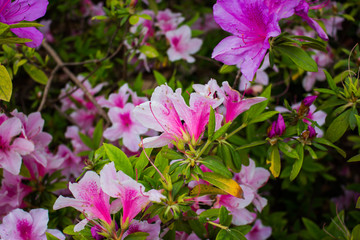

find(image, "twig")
[348,43,358,78]
[194,54,222,67]
[42,41,111,124]
[37,65,60,112]
[52,104,80,127]
[233,69,241,88]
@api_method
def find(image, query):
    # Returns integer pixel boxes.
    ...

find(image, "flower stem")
[224,123,247,140]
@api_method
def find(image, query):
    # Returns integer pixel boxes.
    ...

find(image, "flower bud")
[308,125,317,139]
[303,96,317,107]
[268,114,286,138]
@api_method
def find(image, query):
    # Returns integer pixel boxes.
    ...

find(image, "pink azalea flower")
[268,114,286,139]
[245,219,272,240]
[215,185,257,225]
[166,25,203,63]
[130,10,155,44]
[12,111,52,167]
[0,0,49,48]
[99,84,130,109]
[134,84,222,148]
[0,171,32,217]
[53,171,113,232]
[0,208,65,240]
[70,108,97,130]
[156,9,184,33]
[100,162,164,226]
[212,0,281,81]
[234,159,270,211]
[65,126,91,154]
[122,220,161,240]
[56,144,84,178]
[192,13,220,32]
[175,232,201,240]
[39,19,54,43]
[103,103,148,152]
[220,82,266,123]
[323,16,344,38]
[0,117,34,175]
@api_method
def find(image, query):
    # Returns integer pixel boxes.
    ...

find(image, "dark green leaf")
[216,229,246,240]
[244,85,271,121]
[10,22,44,28]
[278,141,299,159]
[290,144,304,181]
[248,111,279,125]
[0,37,32,44]
[323,70,338,93]
[314,138,346,157]
[201,156,232,178]
[348,154,360,162]
[78,132,94,150]
[0,22,9,35]
[212,122,232,141]
[325,110,351,143]
[103,143,134,178]
[302,218,326,239]
[276,45,318,72]
[208,107,215,139]
[236,140,267,150]
[352,224,360,240]
[123,232,149,240]
[219,206,232,227]
[0,64,12,101]
[153,70,166,85]
[92,119,103,149]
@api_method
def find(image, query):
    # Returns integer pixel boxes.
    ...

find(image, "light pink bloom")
[156,9,184,33]
[323,16,343,38]
[0,117,34,175]
[103,103,148,152]
[100,162,164,225]
[220,82,266,123]
[70,108,97,130]
[234,159,270,211]
[56,144,84,178]
[65,126,91,154]
[122,220,161,240]
[166,25,202,63]
[134,84,222,148]
[175,232,201,240]
[0,208,65,240]
[12,111,52,167]
[39,19,54,43]
[99,84,130,109]
[53,171,113,232]
[193,13,220,32]
[245,219,272,240]
[215,185,257,225]
[130,10,155,44]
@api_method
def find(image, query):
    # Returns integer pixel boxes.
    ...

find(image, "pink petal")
[11,138,35,155]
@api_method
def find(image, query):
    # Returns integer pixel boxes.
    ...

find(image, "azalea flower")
[129,10,155,44]
[165,25,203,63]
[122,220,161,240]
[53,171,114,232]
[245,219,272,240]
[0,0,49,48]
[212,0,281,81]
[220,82,266,123]
[0,208,65,240]
[100,162,164,227]
[103,103,148,152]
[267,114,286,139]
[55,144,84,178]
[156,9,184,33]
[0,117,34,175]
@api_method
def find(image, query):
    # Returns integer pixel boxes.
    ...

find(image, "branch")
[37,65,60,112]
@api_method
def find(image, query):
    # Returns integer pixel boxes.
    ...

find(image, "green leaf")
[212,122,232,141]
[290,144,304,181]
[324,70,338,93]
[356,115,360,136]
[219,64,237,74]
[103,143,134,178]
[356,197,360,209]
[200,156,233,178]
[352,224,360,240]
[208,106,215,139]
[314,138,346,158]
[349,108,358,130]
[248,111,279,125]
[348,154,360,162]
[305,146,318,159]
[202,172,243,198]
[23,64,48,85]
[276,45,318,72]
[325,109,351,143]
[199,208,220,220]
[313,88,336,95]
[10,22,44,28]
[0,22,9,35]
[92,119,103,149]
[0,37,32,44]
[78,132,94,150]
[153,70,166,85]
[123,232,149,240]
[136,148,152,174]
[244,85,271,121]
[129,15,140,25]
[302,218,326,239]
[216,229,246,240]
[0,64,12,101]
[63,225,76,235]
[139,45,159,58]
[138,13,152,20]
[269,145,281,178]
[236,140,267,150]
[278,141,299,159]
[190,184,228,197]
[46,232,60,240]
[219,206,232,227]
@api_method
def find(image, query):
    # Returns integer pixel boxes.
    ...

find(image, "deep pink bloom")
[245,219,272,240]
[0,208,65,240]
[220,82,266,123]
[212,0,281,81]
[303,95,317,106]
[53,171,113,231]
[100,162,164,226]
[0,117,34,175]
[268,114,286,138]
[234,159,270,211]
[0,0,49,48]
[156,9,184,33]
[307,125,317,138]
[166,25,203,63]
[103,104,148,152]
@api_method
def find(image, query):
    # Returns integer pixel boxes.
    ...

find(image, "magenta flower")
[0,117,34,175]
[0,0,49,48]
[103,103,148,152]
[53,171,113,231]
[303,95,317,107]
[234,159,270,211]
[122,220,161,240]
[220,82,266,123]
[245,219,272,240]
[212,0,281,81]
[268,114,286,138]
[156,9,184,33]
[166,25,203,63]
[100,162,164,226]
[0,208,65,240]
[55,144,84,178]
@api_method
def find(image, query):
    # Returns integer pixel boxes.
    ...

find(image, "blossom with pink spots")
[0,208,65,240]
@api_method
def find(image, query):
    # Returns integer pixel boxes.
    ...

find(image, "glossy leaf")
[0,65,12,101]
[325,109,351,143]
[103,143,134,178]
[276,45,318,72]
[290,144,304,181]
[23,64,48,85]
